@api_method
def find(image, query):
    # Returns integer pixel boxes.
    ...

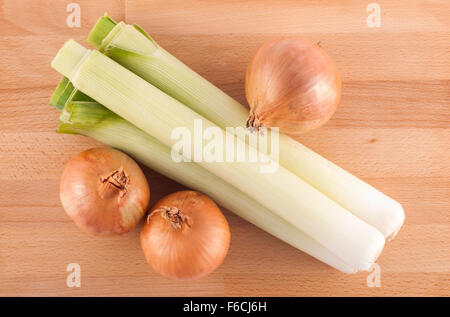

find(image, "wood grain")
[1,0,449,296]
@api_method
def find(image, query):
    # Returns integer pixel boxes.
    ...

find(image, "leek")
[88,15,404,240]
[51,40,385,270]
[52,79,356,273]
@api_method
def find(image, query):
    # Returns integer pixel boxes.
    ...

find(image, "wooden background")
[0,0,449,296]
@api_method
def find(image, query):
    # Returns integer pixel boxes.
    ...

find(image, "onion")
[140,191,230,281]
[245,38,341,135]
[60,147,150,236]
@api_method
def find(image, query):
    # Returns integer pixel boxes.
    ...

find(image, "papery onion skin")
[245,38,341,135]
[60,147,150,236]
[140,191,230,281]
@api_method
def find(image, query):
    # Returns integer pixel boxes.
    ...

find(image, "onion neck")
[98,166,129,199]
[246,111,262,132]
[149,206,192,229]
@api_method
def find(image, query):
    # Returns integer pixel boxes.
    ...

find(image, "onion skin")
[140,191,230,281]
[60,147,150,236]
[245,38,341,135]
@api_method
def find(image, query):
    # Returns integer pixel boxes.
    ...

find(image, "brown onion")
[60,147,150,236]
[245,38,341,135]
[140,191,230,281]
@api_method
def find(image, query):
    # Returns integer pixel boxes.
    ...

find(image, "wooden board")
[0,0,449,296]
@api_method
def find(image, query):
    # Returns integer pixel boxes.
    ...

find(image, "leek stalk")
[88,15,404,240]
[52,79,356,273]
[51,40,385,270]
